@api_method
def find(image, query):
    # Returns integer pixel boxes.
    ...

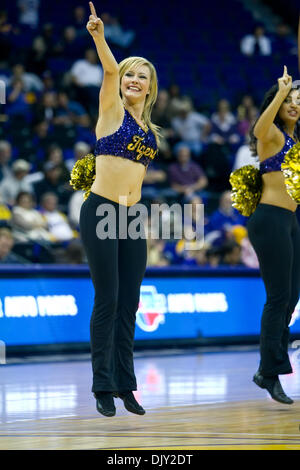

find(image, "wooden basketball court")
[1,349,300,450]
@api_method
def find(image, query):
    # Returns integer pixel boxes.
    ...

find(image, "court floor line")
[2,399,298,424]
[1,432,300,444]
[1,431,300,438]
[103,444,300,450]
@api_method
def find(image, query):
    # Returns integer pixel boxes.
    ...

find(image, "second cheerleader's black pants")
[79,192,147,393]
[247,203,300,377]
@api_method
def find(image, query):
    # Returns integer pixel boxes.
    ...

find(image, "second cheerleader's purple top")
[259,129,296,175]
[94,108,158,167]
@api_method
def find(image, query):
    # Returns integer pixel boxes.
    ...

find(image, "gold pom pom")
[282,142,300,203]
[69,153,96,200]
[229,165,262,217]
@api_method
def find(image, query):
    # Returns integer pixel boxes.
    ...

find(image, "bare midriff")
[260,171,297,212]
[90,154,146,206]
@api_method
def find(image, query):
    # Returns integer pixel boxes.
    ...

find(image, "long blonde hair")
[118,56,161,145]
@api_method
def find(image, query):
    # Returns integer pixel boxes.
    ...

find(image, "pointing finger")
[89,2,97,17]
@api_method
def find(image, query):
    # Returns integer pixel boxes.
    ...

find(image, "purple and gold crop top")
[94,108,158,167]
[259,130,296,175]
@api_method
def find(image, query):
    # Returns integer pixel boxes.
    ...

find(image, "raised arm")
[86,2,120,112]
[253,66,292,142]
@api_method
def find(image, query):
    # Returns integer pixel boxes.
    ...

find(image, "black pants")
[247,203,300,377]
[79,192,147,393]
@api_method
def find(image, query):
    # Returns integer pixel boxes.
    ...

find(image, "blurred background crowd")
[0,0,299,268]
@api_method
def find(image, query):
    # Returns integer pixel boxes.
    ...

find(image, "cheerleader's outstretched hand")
[278,66,292,99]
[86,2,104,39]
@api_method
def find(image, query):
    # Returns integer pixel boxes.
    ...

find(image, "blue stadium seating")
[4,0,298,110]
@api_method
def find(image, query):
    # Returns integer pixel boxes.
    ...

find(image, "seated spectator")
[237,105,258,139]
[0,10,17,64]
[206,246,221,268]
[167,83,189,120]
[236,95,258,136]
[0,190,11,222]
[35,23,59,60]
[168,143,208,200]
[194,246,210,266]
[101,12,135,49]
[181,194,206,240]
[33,161,69,208]
[38,146,74,208]
[65,239,85,264]
[220,240,243,267]
[33,90,58,124]
[31,120,53,165]
[72,5,89,37]
[240,24,272,56]
[151,89,175,143]
[209,99,241,150]
[0,159,33,205]
[53,91,89,127]
[11,191,52,242]
[175,236,208,267]
[152,89,171,128]
[159,240,182,265]
[205,190,247,235]
[65,141,91,172]
[0,140,13,184]
[228,224,247,246]
[157,138,174,166]
[41,71,56,93]
[54,26,86,60]
[0,224,30,263]
[145,198,182,243]
[69,48,103,116]
[54,239,85,264]
[202,100,242,191]
[142,161,167,200]
[8,63,43,93]
[0,63,9,87]
[45,156,75,209]
[241,237,259,269]
[144,212,159,241]
[171,98,211,157]
[75,114,95,147]
[271,23,297,57]
[174,194,207,266]
[6,78,33,119]
[68,189,84,229]
[45,144,70,183]
[39,192,77,242]
[229,224,259,269]
[27,35,48,75]
[232,134,259,171]
[17,0,40,29]
[146,238,170,267]
[212,98,236,125]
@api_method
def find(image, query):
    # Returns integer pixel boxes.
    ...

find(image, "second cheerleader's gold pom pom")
[69,153,96,200]
[229,165,262,217]
[282,142,300,204]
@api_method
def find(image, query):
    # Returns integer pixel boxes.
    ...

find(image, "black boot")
[113,391,146,415]
[253,372,293,404]
[94,392,116,417]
